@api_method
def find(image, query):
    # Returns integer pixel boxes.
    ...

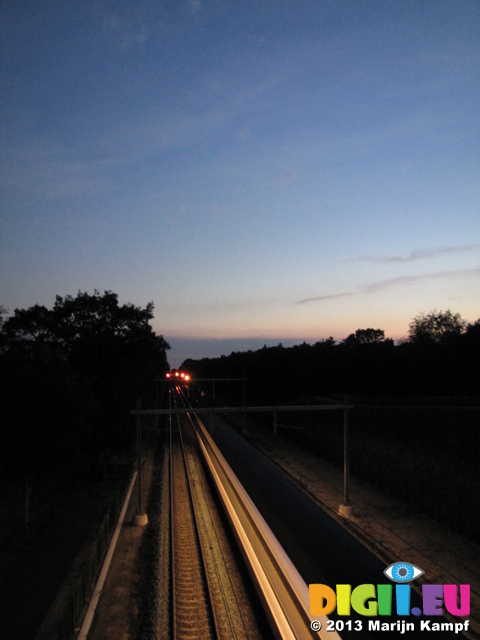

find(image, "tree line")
[0,291,170,480]
[182,310,480,404]
[1,301,477,479]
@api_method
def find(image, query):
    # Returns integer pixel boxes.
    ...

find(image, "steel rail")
[181,409,255,639]
[169,390,179,639]
[177,392,222,640]
[183,408,341,639]
[170,388,216,640]
[169,391,176,639]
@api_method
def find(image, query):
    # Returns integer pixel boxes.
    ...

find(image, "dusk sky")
[1,1,479,368]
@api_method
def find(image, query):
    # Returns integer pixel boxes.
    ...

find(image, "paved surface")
[85,448,156,640]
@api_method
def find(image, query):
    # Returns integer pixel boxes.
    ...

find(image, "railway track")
[169,387,266,640]
[170,411,213,638]
[161,383,341,639]
[136,384,473,640]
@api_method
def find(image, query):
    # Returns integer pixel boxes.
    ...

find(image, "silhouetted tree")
[1,304,54,345]
[464,318,480,346]
[0,291,170,477]
[0,343,96,478]
[408,309,466,345]
[342,328,392,346]
[51,291,169,397]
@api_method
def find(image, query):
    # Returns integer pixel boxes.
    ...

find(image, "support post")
[169,385,172,431]
[133,398,148,526]
[242,376,246,433]
[137,401,142,513]
[339,395,354,517]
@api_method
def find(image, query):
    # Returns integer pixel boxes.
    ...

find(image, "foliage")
[0,305,8,328]
[183,310,479,402]
[342,328,393,346]
[0,291,170,478]
[464,318,480,345]
[408,309,467,345]
[0,304,53,345]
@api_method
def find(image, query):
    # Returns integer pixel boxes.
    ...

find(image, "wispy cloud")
[358,244,480,264]
[297,291,356,304]
[296,267,480,305]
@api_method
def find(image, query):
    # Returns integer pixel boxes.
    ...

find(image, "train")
[166,369,190,381]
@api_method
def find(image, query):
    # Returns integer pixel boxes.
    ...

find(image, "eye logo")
[384,562,424,583]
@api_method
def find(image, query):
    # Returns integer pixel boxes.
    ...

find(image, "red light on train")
[166,370,190,382]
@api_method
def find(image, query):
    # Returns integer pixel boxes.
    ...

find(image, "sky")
[1,0,479,368]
